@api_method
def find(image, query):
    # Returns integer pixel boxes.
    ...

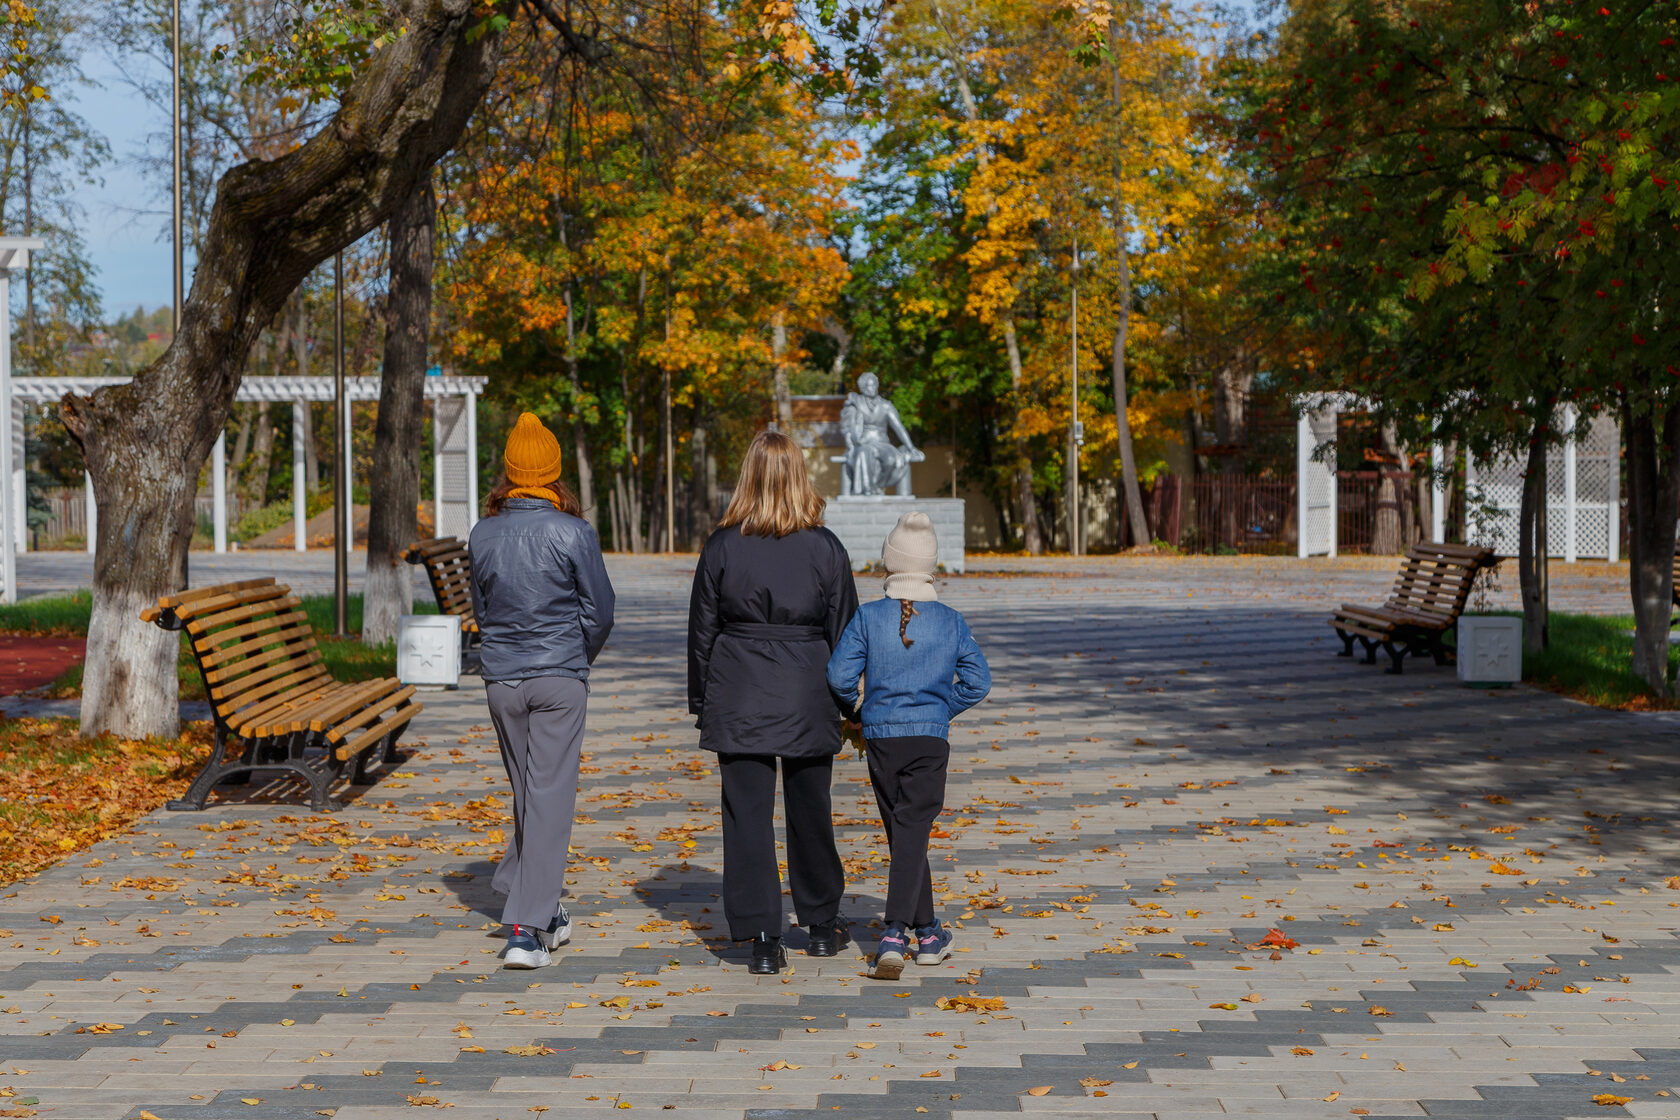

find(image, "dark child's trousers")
[865,735,949,929]
[717,753,845,940]
[486,676,587,929]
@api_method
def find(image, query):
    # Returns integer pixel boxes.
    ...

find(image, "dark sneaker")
[501,926,551,970]
[749,936,788,975]
[871,926,911,980]
[806,916,851,958]
[537,902,572,950]
[913,921,953,966]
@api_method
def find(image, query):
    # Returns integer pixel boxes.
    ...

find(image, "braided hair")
[899,599,918,647]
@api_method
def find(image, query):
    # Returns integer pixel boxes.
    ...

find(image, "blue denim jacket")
[825,598,991,740]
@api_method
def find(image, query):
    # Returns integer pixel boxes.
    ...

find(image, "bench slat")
[334,702,423,761]
[324,682,418,742]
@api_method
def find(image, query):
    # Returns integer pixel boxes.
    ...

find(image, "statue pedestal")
[824,496,966,573]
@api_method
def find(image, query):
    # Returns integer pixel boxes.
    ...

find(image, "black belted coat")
[687,524,860,758]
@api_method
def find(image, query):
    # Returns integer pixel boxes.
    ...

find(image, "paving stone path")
[3,555,1677,1120]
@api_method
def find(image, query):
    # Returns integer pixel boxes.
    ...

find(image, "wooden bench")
[403,536,478,653]
[1329,542,1499,674]
[143,578,422,811]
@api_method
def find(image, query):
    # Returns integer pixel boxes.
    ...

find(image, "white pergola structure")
[1296,394,1618,560]
[5,374,484,593]
[0,237,45,604]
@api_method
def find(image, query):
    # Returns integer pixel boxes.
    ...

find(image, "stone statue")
[840,372,925,496]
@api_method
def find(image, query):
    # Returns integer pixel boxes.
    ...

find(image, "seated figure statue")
[841,372,925,496]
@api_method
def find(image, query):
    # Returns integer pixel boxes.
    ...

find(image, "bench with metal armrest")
[142,578,421,810]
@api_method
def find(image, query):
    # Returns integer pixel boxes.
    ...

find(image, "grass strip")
[1523,611,1680,711]
[2,592,434,698]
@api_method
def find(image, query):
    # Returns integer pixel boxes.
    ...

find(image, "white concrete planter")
[398,614,462,689]
[1456,615,1522,687]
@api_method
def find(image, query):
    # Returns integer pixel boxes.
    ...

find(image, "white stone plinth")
[398,614,462,689]
[824,496,966,573]
[1456,615,1522,686]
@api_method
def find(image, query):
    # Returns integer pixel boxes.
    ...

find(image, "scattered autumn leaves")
[0,717,208,886]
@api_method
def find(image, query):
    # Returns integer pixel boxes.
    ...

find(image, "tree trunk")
[245,404,275,506]
[228,404,254,493]
[1516,428,1550,655]
[1623,395,1680,693]
[1003,320,1043,554]
[1107,23,1152,553]
[771,308,794,429]
[931,0,1040,555]
[1372,421,1406,555]
[562,277,595,528]
[363,180,435,648]
[59,0,506,738]
[286,292,320,490]
[690,409,714,548]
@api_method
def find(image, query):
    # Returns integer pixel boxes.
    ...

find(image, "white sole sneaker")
[538,910,573,951]
[871,950,906,980]
[915,942,953,966]
[502,944,551,969]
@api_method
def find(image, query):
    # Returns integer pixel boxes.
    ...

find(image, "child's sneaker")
[537,902,572,950]
[501,925,551,969]
[913,922,953,966]
[870,925,911,980]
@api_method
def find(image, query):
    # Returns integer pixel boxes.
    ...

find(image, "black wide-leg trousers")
[717,753,844,941]
[865,735,949,929]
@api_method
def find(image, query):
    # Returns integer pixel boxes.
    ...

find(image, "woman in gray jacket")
[469,413,615,969]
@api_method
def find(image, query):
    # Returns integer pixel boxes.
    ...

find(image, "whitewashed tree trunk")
[59,0,505,738]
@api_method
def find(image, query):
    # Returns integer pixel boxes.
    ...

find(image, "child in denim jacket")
[826,512,991,979]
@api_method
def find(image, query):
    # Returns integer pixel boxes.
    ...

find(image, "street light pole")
[171,0,182,330]
[1069,238,1083,557]
[333,252,348,637]
[173,0,186,588]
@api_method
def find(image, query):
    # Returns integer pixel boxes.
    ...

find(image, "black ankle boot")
[806,916,850,957]
[749,936,787,975]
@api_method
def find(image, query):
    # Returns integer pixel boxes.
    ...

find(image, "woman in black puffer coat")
[687,429,859,974]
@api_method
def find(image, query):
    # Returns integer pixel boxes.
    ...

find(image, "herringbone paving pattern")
[2,555,1676,1120]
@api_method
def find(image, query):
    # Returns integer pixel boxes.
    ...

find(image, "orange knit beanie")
[503,412,562,487]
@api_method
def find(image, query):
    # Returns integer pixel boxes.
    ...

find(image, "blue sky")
[66,48,182,318]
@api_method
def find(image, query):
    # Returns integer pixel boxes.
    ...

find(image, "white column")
[292,400,308,551]
[1296,412,1311,559]
[464,389,479,531]
[431,399,444,539]
[12,398,26,554]
[1608,417,1621,564]
[1297,401,1339,558]
[1563,405,1578,564]
[1430,443,1447,542]
[84,470,96,555]
[0,270,13,604]
[211,430,227,553]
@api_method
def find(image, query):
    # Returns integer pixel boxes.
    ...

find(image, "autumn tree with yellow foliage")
[442,8,852,549]
[844,0,1229,550]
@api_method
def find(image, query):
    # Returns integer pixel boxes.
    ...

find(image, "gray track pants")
[485,675,587,929]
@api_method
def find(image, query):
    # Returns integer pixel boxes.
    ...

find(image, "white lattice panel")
[1466,408,1618,561]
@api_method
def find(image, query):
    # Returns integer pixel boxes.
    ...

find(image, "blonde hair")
[718,429,826,538]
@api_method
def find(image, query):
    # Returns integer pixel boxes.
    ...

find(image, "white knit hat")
[882,512,938,602]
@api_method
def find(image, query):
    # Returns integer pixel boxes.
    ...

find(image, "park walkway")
[2,555,1678,1120]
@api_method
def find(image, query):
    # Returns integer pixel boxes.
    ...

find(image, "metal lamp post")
[333,252,348,637]
[1069,240,1083,557]
[0,238,44,604]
